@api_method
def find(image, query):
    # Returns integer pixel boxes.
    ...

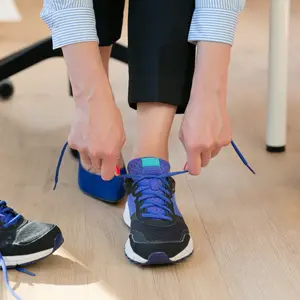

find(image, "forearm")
[62,42,113,106]
[41,0,112,106]
[191,42,231,99]
[188,0,245,102]
[41,0,109,106]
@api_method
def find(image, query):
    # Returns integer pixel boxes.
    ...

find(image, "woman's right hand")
[62,42,126,181]
[68,97,126,181]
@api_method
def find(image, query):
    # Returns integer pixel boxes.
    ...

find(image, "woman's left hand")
[179,91,232,175]
[179,42,233,175]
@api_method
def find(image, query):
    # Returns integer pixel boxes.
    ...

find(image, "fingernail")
[115,166,120,176]
[184,162,188,170]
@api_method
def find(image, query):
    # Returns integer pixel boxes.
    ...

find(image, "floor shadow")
[9,255,97,286]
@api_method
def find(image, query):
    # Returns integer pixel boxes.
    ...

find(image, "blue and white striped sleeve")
[188,0,246,45]
[40,0,99,49]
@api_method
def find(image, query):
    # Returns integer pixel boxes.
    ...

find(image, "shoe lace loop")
[0,201,21,229]
[122,171,187,221]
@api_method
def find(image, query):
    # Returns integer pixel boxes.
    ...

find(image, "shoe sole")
[2,232,64,269]
[123,203,194,265]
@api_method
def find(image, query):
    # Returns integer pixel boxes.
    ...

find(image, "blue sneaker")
[123,158,193,265]
[78,160,126,203]
[54,142,127,203]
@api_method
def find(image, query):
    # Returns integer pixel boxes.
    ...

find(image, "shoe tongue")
[128,157,170,175]
[0,204,19,227]
[128,158,172,224]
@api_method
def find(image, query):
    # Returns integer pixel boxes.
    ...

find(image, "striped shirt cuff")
[188,8,239,45]
[41,7,99,49]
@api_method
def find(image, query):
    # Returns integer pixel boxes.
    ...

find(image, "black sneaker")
[0,200,64,298]
[123,158,193,265]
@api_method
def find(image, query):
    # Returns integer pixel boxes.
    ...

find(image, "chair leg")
[0,37,62,82]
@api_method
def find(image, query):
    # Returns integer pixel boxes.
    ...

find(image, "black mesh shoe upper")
[0,201,62,256]
[129,213,190,259]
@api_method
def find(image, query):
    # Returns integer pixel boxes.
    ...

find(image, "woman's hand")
[179,42,232,175]
[180,92,232,175]
[68,99,126,181]
[62,42,126,180]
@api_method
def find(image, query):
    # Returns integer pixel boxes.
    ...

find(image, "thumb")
[186,149,202,175]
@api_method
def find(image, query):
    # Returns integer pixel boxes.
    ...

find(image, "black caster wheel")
[70,148,79,159]
[0,80,14,100]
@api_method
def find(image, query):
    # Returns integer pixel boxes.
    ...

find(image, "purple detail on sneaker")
[128,158,170,175]
[125,250,193,266]
[127,194,136,216]
[150,179,161,191]
[146,252,171,265]
[53,232,64,251]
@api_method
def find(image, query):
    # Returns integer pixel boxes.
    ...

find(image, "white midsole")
[3,248,53,267]
[123,202,194,264]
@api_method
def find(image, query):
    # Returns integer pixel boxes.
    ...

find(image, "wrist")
[191,42,230,101]
[74,84,115,111]
[190,71,227,103]
[188,90,227,117]
[70,64,114,108]
[194,41,230,80]
[62,42,114,106]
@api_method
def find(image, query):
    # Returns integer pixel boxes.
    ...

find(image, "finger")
[186,150,202,175]
[89,155,102,172]
[80,149,91,165]
[201,151,212,167]
[101,156,117,181]
[211,146,222,158]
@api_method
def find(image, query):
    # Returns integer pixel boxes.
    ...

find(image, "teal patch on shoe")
[141,157,160,167]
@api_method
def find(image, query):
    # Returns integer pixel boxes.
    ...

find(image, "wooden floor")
[1,0,300,299]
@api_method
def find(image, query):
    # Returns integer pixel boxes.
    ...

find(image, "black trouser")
[93,0,195,114]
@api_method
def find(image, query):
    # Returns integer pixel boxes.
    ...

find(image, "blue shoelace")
[0,201,35,300]
[122,170,187,221]
[54,140,255,191]
[53,140,255,220]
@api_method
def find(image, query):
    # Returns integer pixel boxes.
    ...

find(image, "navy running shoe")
[0,200,63,299]
[123,157,193,265]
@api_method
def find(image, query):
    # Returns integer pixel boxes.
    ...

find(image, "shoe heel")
[78,161,126,203]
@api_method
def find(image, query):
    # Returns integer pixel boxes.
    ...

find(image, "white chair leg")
[266,0,290,152]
